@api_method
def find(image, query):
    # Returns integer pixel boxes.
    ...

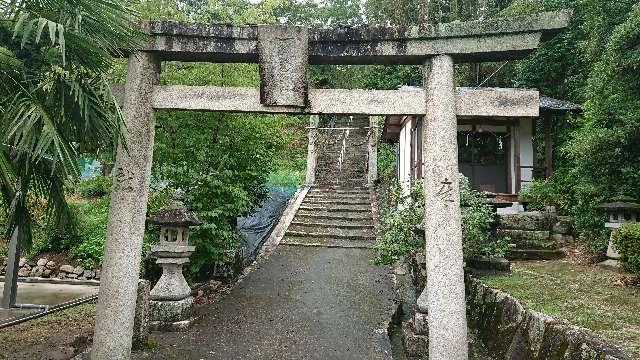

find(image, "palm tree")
[0,0,142,306]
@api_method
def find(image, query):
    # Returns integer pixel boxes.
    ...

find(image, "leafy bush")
[612,222,640,274]
[67,198,111,268]
[75,176,112,198]
[374,182,425,265]
[374,175,508,265]
[460,176,510,259]
[31,187,172,268]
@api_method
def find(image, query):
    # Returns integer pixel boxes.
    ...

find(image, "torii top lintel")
[138,10,571,64]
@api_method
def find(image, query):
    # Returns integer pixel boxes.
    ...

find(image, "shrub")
[75,176,112,198]
[374,181,425,265]
[460,176,510,259]
[612,222,640,274]
[374,174,508,265]
[30,187,172,268]
[68,197,111,268]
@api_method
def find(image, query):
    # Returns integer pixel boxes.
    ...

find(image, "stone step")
[294,212,372,221]
[291,218,373,227]
[305,193,371,201]
[498,229,555,250]
[498,212,553,231]
[287,224,376,238]
[310,187,369,193]
[281,236,375,249]
[303,198,371,206]
[506,249,565,260]
[298,204,371,212]
[284,230,376,241]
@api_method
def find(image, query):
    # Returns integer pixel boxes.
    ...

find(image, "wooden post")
[1,228,19,309]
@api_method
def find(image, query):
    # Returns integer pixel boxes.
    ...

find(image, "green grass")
[483,260,640,356]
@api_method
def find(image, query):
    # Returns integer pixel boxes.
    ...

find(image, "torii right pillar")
[421,54,468,360]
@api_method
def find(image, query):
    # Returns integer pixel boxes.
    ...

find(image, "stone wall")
[314,115,369,187]
[465,276,631,360]
[498,211,575,260]
[1,257,100,281]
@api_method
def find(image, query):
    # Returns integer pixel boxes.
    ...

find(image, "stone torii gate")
[93,11,570,359]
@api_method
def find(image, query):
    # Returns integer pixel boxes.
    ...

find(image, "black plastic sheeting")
[237,185,296,262]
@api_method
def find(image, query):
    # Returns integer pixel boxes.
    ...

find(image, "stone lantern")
[147,206,202,329]
[595,200,640,268]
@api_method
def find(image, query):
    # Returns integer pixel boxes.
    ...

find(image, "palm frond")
[9,0,144,68]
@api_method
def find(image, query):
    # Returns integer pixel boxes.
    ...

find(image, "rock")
[59,264,75,273]
[413,312,429,335]
[46,260,57,269]
[31,266,44,277]
[73,266,85,275]
[18,268,30,277]
[18,258,26,267]
[43,269,53,278]
[58,272,67,279]
[553,216,574,235]
[67,273,78,279]
[498,212,553,231]
[552,234,575,246]
[83,270,95,279]
[498,229,554,249]
[466,256,511,272]
[402,321,429,357]
[22,264,32,271]
[37,258,48,267]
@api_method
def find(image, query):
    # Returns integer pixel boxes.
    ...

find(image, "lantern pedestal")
[146,206,202,331]
[149,250,196,330]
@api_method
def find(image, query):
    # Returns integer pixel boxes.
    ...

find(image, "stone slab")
[258,25,308,107]
[149,85,539,117]
[138,11,571,63]
[132,280,150,349]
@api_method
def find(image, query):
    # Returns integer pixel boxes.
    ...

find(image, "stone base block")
[150,296,193,325]
[413,312,429,335]
[599,259,622,270]
[402,321,429,358]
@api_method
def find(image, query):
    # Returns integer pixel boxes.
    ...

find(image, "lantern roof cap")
[147,207,203,226]
[595,200,640,212]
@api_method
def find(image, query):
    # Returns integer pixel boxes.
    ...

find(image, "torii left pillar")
[421,55,468,360]
[92,52,159,359]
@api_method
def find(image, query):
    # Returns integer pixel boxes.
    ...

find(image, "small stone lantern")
[147,206,202,329]
[595,200,640,268]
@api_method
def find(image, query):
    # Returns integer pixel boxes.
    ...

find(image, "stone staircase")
[282,186,376,248]
[498,211,570,260]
